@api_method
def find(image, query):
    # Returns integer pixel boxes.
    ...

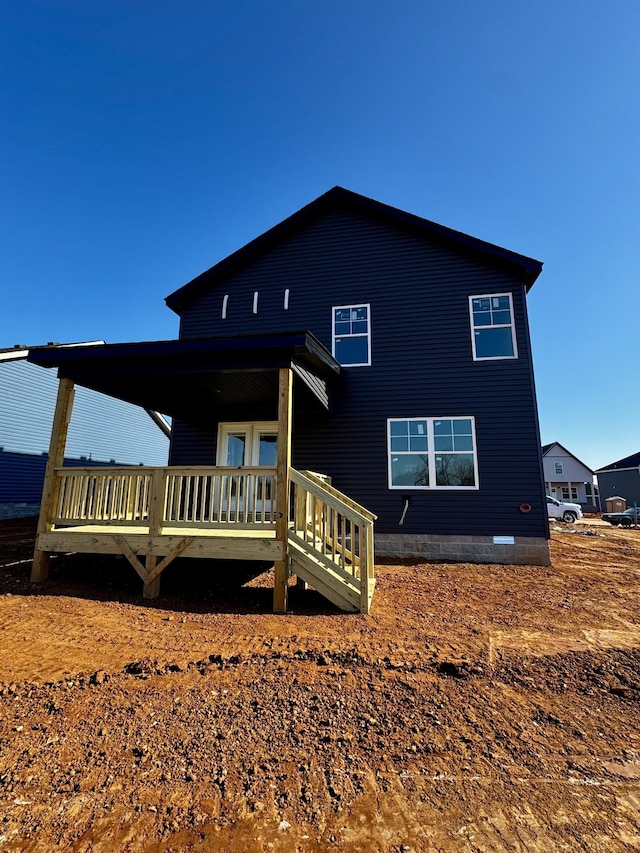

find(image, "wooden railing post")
[32,378,75,582]
[274,367,292,613]
[147,469,165,536]
[144,469,165,598]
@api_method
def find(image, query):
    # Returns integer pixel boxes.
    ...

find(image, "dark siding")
[597,470,640,507]
[175,208,547,538]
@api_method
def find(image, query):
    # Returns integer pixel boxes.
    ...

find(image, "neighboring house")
[542,442,599,510]
[0,344,170,518]
[595,452,640,509]
[29,187,550,588]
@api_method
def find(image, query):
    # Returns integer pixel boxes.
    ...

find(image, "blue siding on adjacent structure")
[169,200,547,540]
[0,355,169,510]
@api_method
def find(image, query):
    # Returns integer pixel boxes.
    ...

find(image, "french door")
[216,422,278,517]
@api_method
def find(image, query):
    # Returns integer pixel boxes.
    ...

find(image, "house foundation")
[375,533,550,566]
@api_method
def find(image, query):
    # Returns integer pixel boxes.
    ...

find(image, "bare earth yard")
[0,517,639,852]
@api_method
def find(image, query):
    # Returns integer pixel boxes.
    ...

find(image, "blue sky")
[1,1,638,470]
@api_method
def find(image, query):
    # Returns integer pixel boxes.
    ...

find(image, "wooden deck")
[31,372,376,612]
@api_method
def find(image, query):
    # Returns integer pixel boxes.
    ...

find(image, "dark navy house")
[28,188,550,590]
[165,187,549,565]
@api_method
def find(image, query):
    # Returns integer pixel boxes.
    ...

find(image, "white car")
[546,495,583,523]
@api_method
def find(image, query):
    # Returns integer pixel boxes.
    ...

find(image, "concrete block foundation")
[375,533,550,566]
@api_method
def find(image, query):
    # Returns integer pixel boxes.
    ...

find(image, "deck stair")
[288,469,376,613]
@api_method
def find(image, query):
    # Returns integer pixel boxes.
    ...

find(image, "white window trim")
[332,303,371,367]
[387,416,479,490]
[554,462,563,475]
[216,421,278,467]
[469,292,518,361]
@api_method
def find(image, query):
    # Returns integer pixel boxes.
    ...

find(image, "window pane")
[226,434,246,466]
[409,420,427,436]
[492,310,511,325]
[435,453,476,486]
[409,435,428,452]
[473,310,493,327]
[391,455,429,487]
[433,419,452,436]
[351,320,368,334]
[474,327,514,358]
[258,434,277,466]
[352,307,367,321]
[472,297,490,312]
[391,436,409,452]
[434,435,453,451]
[335,309,350,322]
[335,321,350,335]
[335,335,369,365]
[390,421,409,437]
[453,419,471,434]
[492,296,510,310]
[453,435,473,451]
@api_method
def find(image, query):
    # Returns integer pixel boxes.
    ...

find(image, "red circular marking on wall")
[519,503,532,513]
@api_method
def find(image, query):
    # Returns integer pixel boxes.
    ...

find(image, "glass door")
[217,423,278,519]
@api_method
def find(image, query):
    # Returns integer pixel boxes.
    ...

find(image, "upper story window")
[554,462,563,475]
[469,293,517,360]
[332,304,371,366]
[387,416,478,489]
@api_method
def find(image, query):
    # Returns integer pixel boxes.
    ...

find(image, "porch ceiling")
[27,332,340,419]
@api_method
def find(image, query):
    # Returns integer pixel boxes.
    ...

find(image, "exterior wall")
[596,469,640,508]
[0,358,169,513]
[542,445,594,505]
[173,206,548,543]
[544,481,589,504]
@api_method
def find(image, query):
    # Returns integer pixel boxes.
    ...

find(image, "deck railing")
[52,466,278,529]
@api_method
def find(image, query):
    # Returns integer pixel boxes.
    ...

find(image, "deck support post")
[273,367,292,613]
[32,378,75,582]
[143,556,161,599]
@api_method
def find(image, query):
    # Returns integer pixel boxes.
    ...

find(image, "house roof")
[27,332,340,419]
[595,451,640,473]
[0,341,104,363]
[165,186,544,314]
[541,441,594,474]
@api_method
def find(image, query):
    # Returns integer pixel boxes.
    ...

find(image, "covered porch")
[27,334,376,614]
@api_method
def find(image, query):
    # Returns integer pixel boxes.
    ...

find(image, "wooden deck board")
[37,525,282,562]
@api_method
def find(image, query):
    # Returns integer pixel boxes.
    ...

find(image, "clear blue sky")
[1,1,638,470]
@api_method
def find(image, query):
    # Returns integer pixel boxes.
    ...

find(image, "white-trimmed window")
[387,417,478,489]
[332,304,371,366]
[469,293,517,360]
[562,486,578,501]
[554,462,563,475]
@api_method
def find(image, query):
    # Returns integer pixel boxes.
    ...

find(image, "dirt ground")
[1,518,639,852]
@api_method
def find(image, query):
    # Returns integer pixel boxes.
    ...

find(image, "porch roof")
[27,331,341,419]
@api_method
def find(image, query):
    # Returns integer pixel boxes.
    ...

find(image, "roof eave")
[165,187,543,314]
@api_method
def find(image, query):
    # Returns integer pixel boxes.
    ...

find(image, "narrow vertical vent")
[253,291,259,314]
[284,288,290,310]
[221,294,229,319]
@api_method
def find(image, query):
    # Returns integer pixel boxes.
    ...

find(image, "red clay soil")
[1,517,640,851]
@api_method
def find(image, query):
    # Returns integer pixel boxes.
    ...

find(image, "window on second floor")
[469,293,517,360]
[332,304,371,366]
[555,462,563,475]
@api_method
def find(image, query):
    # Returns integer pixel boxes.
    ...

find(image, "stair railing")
[288,469,376,613]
